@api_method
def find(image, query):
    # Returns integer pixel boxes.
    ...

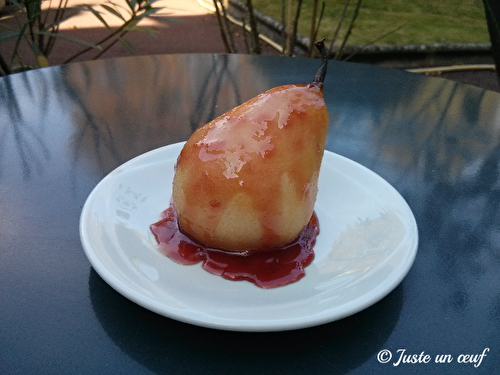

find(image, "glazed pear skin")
[172,40,329,252]
[172,82,329,252]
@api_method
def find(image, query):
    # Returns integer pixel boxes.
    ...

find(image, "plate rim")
[80,142,418,332]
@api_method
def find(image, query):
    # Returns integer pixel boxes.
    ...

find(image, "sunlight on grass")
[252,0,490,46]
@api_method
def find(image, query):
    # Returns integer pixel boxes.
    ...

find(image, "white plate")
[80,142,418,332]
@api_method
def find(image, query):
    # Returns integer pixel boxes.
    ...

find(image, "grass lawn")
[251,0,490,47]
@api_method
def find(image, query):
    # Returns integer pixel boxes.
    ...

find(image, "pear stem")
[312,38,328,86]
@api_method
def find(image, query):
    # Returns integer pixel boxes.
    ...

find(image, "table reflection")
[2,53,500,373]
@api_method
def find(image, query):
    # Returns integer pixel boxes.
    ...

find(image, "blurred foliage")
[0,0,176,75]
[214,0,363,58]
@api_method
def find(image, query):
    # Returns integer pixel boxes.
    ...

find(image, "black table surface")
[1,54,499,374]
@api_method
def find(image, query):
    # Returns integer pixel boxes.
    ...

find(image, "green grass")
[252,0,490,46]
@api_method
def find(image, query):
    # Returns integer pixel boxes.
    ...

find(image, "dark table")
[1,54,499,374]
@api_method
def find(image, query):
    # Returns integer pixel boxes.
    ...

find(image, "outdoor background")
[0,0,497,90]
[251,0,489,46]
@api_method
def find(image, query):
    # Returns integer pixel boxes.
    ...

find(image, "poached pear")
[172,40,329,252]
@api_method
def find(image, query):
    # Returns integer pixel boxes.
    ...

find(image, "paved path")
[0,0,278,68]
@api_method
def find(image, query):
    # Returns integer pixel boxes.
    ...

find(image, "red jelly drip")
[150,205,319,289]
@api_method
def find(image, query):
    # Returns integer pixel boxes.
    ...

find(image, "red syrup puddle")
[150,205,319,289]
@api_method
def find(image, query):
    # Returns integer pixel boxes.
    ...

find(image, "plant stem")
[246,0,261,54]
[328,0,350,55]
[285,0,292,54]
[92,30,128,59]
[334,0,362,60]
[288,0,303,56]
[219,0,236,52]
[307,0,318,57]
[280,0,287,53]
[483,0,500,73]
[213,0,232,53]
[63,13,135,63]
[46,0,69,56]
[241,18,251,53]
[0,54,11,75]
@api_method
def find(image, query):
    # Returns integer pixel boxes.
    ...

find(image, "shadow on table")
[88,267,403,374]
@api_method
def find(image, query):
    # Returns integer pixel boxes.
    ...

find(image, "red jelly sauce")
[150,205,319,289]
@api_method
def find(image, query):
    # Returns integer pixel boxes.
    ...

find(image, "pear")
[172,40,329,252]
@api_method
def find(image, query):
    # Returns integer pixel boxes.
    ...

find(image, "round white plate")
[80,142,418,332]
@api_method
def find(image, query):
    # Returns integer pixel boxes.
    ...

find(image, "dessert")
[151,40,329,288]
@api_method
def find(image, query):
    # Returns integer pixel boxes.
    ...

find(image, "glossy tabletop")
[1,54,499,374]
